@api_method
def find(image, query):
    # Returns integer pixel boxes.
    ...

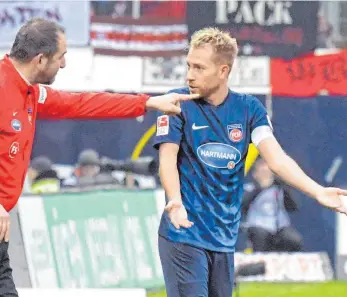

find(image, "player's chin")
[189,87,200,94]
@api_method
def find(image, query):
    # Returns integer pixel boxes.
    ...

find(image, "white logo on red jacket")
[9,142,19,159]
[38,85,47,104]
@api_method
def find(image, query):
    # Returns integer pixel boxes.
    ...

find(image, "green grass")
[148,281,347,297]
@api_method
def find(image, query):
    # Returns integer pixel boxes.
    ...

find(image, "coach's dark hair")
[9,18,65,62]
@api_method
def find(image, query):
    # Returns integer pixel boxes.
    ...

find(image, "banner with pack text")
[186,0,319,59]
[271,50,347,97]
[0,1,90,47]
[90,16,188,57]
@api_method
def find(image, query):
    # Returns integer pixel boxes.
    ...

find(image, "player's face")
[186,44,229,98]
[36,32,67,85]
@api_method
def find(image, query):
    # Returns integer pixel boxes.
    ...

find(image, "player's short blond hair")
[190,27,238,69]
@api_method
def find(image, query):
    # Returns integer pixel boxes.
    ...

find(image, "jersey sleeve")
[153,112,184,150]
[36,85,149,119]
[153,89,185,150]
[248,96,274,147]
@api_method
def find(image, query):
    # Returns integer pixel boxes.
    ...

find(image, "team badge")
[227,124,243,142]
[11,119,22,132]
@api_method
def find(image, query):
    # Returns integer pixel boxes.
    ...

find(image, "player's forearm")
[159,161,182,202]
[269,154,323,199]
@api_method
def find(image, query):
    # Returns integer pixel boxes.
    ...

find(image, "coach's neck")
[9,57,35,85]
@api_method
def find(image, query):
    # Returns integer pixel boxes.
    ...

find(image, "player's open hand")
[164,200,194,229]
[0,204,10,242]
[146,93,200,115]
[315,187,347,215]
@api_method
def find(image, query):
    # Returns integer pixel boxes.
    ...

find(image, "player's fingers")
[175,93,200,101]
[167,105,181,115]
[180,220,194,228]
[4,220,10,242]
[338,190,347,196]
[171,219,180,229]
[337,205,347,215]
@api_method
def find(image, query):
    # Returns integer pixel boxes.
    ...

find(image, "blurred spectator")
[317,15,338,48]
[62,149,103,187]
[242,158,303,252]
[28,156,60,194]
[62,149,139,188]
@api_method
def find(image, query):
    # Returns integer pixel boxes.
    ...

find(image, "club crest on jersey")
[227,124,243,142]
[9,142,20,159]
[156,115,169,136]
[11,119,21,132]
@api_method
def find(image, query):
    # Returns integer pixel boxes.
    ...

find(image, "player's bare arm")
[159,143,194,229]
[257,137,347,215]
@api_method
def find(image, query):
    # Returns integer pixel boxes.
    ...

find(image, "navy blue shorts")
[158,235,234,297]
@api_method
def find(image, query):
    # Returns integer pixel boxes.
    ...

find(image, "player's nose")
[186,68,195,81]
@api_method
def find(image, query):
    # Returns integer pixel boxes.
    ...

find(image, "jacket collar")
[3,55,33,96]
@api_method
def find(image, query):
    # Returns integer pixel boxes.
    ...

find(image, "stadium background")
[1,0,347,296]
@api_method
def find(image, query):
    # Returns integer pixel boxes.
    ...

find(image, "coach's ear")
[33,53,49,71]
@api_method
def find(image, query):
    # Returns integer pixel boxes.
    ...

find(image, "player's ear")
[220,64,230,79]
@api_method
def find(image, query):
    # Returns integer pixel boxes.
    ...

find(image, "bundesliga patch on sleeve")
[156,115,169,136]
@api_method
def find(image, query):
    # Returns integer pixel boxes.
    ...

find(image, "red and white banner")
[90,16,188,57]
[271,50,347,97]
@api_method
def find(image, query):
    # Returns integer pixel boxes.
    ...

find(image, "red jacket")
[0,55,149,211]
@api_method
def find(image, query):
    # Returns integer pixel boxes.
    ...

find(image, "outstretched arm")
[258,137,347,215]
[37,86,200,119]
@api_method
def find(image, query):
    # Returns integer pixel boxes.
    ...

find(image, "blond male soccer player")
[153,27,347,297]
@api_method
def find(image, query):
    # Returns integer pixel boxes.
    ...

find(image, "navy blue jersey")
[153,87,271,252]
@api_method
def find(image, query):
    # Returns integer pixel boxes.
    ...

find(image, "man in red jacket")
[0,18,198,295]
